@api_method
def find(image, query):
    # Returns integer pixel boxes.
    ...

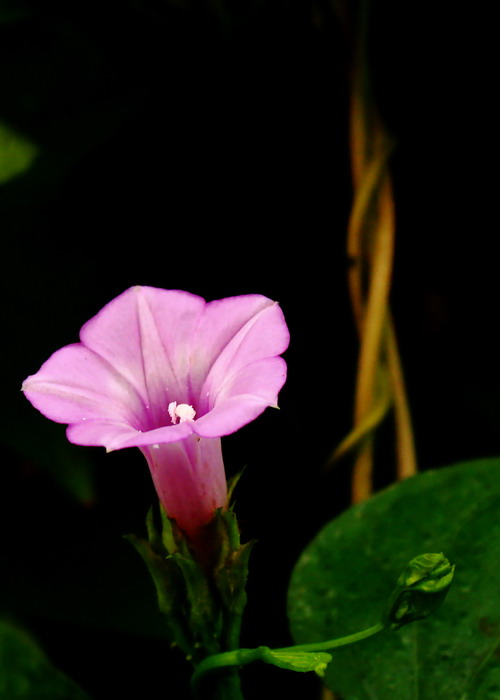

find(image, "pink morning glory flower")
[22,286,289,538]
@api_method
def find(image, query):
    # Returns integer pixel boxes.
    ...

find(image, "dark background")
[0,1,497,697]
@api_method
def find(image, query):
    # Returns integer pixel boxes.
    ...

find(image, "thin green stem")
[192,649,260,699]
[225,609,244,652]
[275,622,384,654]
[203,667,245,700]
[191,623,385,697]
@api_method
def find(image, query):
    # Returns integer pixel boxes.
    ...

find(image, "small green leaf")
[0,619,90,698]
[262,648,332,677]
[288,458,500,699]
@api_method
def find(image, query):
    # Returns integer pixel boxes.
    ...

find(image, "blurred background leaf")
[0,618,90,699]
[0,121,37,185]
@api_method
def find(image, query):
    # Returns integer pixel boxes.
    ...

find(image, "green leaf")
[0,122,37,184]
[0,619,90,699]
[288,458,500,700]
[262,649,332,676]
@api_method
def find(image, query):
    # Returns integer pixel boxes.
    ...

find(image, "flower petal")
[197,300,289,416]
[66,418,194,451]
[80,286,206,428]
[22,343,146,428]
[66,420,140,449]
[107,420,195,450]
[194,356,287,437]
[22,287,289,453]
[188,295,276,400]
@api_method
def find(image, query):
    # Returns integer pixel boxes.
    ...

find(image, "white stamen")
[168,401,196,425]
[176,403,196,423]
[168,401,178,424]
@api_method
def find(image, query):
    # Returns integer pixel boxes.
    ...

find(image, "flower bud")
[386,553,455,629]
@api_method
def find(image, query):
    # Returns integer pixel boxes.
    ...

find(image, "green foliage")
[0,619,89,699]
[213,508,255,626]
[125,533,195,655]
[0,122,37,185]
[386,552,455,629]
[262,649,332,677]
[128,506,253,663]
[288,458,500,699]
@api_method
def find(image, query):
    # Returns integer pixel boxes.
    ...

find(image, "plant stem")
[275,623,384,653]
[191,623,385,697]
[192,654,252,700]
[204,667,245,700]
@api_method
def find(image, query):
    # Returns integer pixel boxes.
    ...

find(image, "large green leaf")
[0,619,90,698]
[288,458,500,699]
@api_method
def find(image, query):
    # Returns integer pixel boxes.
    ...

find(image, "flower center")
[168,401,196,425]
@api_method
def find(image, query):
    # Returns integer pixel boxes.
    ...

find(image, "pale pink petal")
[22,344,146,428]
[136,287,206,404]
[67,418,194,451]
[67,420,140,448]
[188,295,275,400]
[109,420,195,450]
[197,301,289,416]
[194,357,287,437]
[80,286,205,427]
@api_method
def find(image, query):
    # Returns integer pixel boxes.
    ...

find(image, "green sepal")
[124,533,193,657]
[127,514,222,661]
[145,507,166,556]
[214,509,255,612]
[145,503,187,557]
[159,505,183,555]
[385,552,455,629]
[128,503,253,663]
[262,648,332,677]
[170,551,222,657]
[217,538,254,615]
[212,508,255,649]
[226,467,246,506]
